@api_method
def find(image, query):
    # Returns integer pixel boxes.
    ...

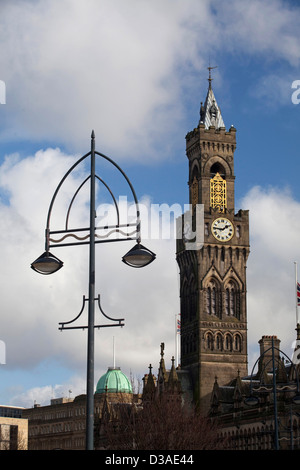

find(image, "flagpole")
[295,262,299,325]
[175,314,181,367]
[175,314,178,367]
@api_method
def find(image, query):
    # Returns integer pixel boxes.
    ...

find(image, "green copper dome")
[96,367,133,394]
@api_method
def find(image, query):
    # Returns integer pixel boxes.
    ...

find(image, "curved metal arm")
[96,295,124,323]
[45,151,91,250]
[58,295,87,327]
[248,343,300,397]
[45,133,141,251]
[65,175,120,231]
[95,150,141,240]
[58,294,124,331]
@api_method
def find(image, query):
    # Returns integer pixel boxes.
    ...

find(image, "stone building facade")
[20,73,300,450]
[23,367,139,450]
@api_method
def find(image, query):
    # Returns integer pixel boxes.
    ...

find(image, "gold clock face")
[211,217,234,242]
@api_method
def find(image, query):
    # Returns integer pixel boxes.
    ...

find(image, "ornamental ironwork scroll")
[210,172,226,213]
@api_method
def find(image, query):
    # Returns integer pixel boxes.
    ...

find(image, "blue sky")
[1,0,300,407]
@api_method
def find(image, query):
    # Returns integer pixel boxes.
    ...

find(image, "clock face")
[211,217,234,242]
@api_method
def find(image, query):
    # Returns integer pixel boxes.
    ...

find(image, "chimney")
[258,335,280,373]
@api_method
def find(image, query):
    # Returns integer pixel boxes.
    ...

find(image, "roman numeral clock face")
[211,217,234,242]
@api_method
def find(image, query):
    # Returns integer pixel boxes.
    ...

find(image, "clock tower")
[176,70,250,413]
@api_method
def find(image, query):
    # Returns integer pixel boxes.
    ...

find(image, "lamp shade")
[244,395,259,406]
[292,394,300,406]
[31,251,63,275]
[122,243,156,268]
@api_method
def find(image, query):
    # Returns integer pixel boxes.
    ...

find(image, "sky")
[0,0,300,407]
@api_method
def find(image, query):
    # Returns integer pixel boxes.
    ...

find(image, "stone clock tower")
[176,70,250,413]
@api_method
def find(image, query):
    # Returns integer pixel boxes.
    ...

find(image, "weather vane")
[208,65,217,88]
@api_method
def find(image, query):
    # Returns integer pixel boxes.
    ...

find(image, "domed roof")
[96,367,133,394]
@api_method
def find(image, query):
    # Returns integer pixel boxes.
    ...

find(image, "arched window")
[206,332,213,351]
[189,277,197,320]
[210,162,225,178]
[225,280,240,319]
[181,277,197,323]
[225,333,233,351]
[181,280,188,325]
[216,333,223,351]
[210,163,226,213]
[234,333,242,352]
[206,279,222,318]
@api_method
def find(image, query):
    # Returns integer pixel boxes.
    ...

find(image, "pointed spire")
[233,369,245,401]
[210,376,220,410]
[168,356,179,385]
[199,66,225,130]
[276,356,288,383]
[142,364,156,402]
[158,342,167,384]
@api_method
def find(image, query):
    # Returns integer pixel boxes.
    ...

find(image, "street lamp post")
[31,131,155,450]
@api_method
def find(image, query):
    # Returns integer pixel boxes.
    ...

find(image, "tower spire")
[199,65,225,129]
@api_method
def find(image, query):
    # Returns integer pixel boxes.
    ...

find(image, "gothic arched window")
[234,333,242,352]
[206,279,222,318]
[181,280,188,326]
[225,280,241,319]
[206,332,214,351]
[210,162,225,179]
[210,172,227,213]
[216,333,223,351]
[181,277,197,323]
[225,333,233,351]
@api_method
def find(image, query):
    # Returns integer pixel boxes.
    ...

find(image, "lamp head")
[244,395,259,406]
[122,243,156,268]
[31,251,63,275]
[292,394,300,406]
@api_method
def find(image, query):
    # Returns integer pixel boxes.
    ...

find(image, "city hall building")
[21,73,300,450]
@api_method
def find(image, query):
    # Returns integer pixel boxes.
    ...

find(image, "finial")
[208,65,217,89]
[160,342,165,358]
[296,323,300,341]
[91,129,95,139]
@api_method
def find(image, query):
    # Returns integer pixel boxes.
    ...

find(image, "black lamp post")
[245,337,300,450]
[31,131,155,450]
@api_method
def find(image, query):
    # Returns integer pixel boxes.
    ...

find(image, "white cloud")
[241,185,300,364]
[1,0,300,405]
[0,0,299,158]
[10,374,86,408]
[0,148,179,399]
[1,147,300,403]
[214,0,300,64]
[0,0,208,158]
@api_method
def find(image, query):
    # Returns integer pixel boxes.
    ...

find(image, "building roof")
[96,367,132,394]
